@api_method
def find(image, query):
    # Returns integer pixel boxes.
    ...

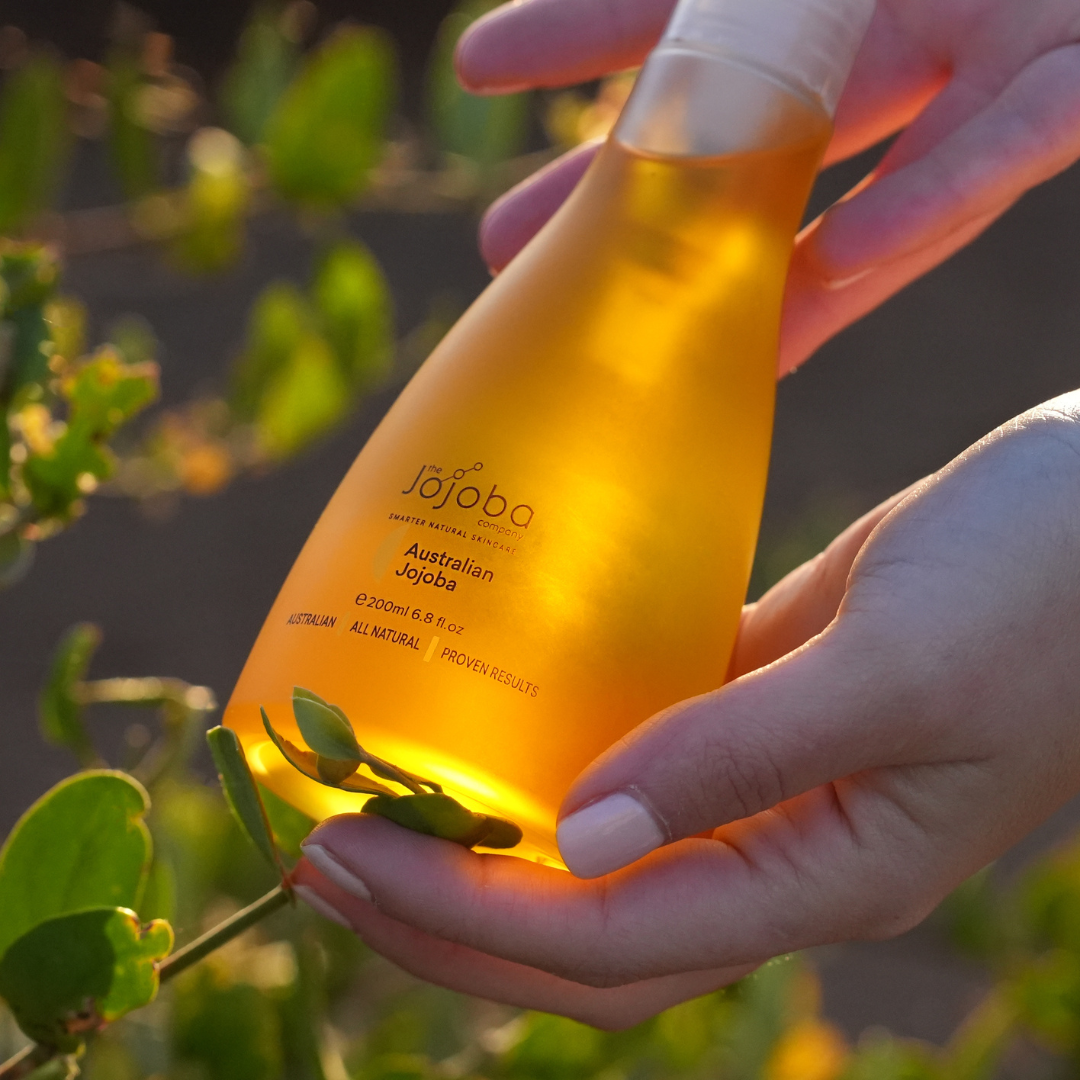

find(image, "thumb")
[555,613,943,879]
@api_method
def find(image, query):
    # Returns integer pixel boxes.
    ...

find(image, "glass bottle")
[225,0,876,865]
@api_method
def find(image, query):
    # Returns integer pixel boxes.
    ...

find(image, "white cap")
[661,0,876,116]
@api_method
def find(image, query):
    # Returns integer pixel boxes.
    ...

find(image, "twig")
[157,884,292,984]
[0,1043,54,1080]
[75,677,215,712]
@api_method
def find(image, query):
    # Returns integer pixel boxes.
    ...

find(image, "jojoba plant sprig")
[261,686,523,849]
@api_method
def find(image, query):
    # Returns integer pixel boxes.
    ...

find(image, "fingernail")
[301,842,373,902]
[556,792,666,879]
[292,884,353,929]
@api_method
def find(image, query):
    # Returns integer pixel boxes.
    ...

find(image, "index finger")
[455,0,674,93]
[299,783,960,988]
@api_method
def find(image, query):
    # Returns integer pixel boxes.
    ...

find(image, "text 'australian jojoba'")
[395,543,494,590]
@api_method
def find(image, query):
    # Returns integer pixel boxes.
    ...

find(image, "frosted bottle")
[225,0,876,865]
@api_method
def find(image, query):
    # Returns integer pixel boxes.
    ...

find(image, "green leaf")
[265,27,395,208]
[47,296,88,365]
[22,346,159,520]
[172,128,250,273]
[291,686,361,762]
[497,1012,605,1080]
[38,622,102,765]
[252,330,350,460]
[289,688,439,794]
[260,707,393,796]
[107,55,158,199]
[1009,951,1080,1053]
[230,280,309,420]
[257,784,315,860]
[0,54,68,233]
[362,793,522,850]
[172,965,283,1080]
[312,241,393,390]
[0,241,60,310]
[207,725,282,875]
[0,907,171,1049]
[221,6,301,145]
[0,243,61,404]
[428,2,528,168]
[838,1033,940,1080]
[0,771,152,961]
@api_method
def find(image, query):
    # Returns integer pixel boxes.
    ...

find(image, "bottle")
[224,0,875,866]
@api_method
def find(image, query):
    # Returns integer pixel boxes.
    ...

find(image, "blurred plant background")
[2,0,1080,1077]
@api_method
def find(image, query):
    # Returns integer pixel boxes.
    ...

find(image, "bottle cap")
[661,0,876,116]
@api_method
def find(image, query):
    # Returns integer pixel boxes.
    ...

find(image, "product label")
[279,456,542,699]
[400,462,534,532]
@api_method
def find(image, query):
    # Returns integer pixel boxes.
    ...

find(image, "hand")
[459,0,1080,374]
[293,391,1080,1028]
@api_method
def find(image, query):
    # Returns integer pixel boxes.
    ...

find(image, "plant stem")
[0,1042,55,1079]
[157,884,292,984]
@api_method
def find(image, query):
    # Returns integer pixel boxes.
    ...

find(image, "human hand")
[292,391,1080,1028]
[293,390,1080,1028]
[460,0,1080,374]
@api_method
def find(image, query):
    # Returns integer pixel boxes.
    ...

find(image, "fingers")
[455,0,674,93]
[479,141,601,272]
[553,604,960,879]
[823,4,948,167]
[804,45,1080,291]
[780,207,999,373]
[728,486,917,679]
[297,784,972,985]
[293,836,757,1015]
[782,47,1080,371]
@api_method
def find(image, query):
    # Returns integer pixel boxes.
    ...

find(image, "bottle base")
[237,719,568,869]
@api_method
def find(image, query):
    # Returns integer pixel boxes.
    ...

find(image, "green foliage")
[292,685,363,762]
[428,1,528,169]
[363,793,523,850]
[171,965,284,1080]
[21,346,159,521]
[0,54,68,235]
[258,785,315,860]
[222,6,302,146]
[206,726,282,875]
[265,28,395,209]
[312,241,393,390]
[230,242,392,457]
[0,243,61,407]
[229,282,349,460]
[497,1013,606,1080]
[230,281,308,421]
[0,908,171,1050]
[840,1033,940,1079]
[252,330,349,459]
[172,128,251,273]
[0,772,152,961]
[38,622,102,766]
[107,56,158,200]
[260,688,523,850]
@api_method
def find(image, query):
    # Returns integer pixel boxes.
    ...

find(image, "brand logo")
[401,462,534,529]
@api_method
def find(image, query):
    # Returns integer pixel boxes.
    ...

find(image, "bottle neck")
[660,0,876,118]
[614,46,833,160]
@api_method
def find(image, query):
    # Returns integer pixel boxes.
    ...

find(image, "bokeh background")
[2,0,1080,1066]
